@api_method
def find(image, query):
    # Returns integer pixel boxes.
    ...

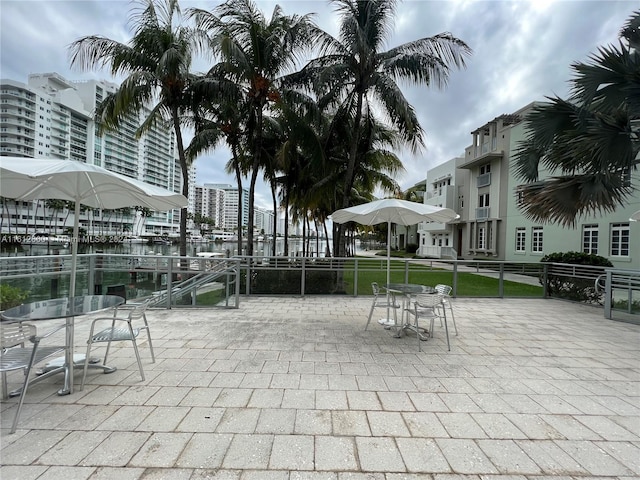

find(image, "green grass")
[345,258,543,297]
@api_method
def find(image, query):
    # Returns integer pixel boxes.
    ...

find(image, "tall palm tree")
[69,0,207,257]
[293,0,471,255]
[513,11,640,227]
[189,0,324,255]
[186,73,250,256]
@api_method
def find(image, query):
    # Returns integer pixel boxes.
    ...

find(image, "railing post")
[301,257,306,297]
[452,261,458,297]
[604,271,612,319]
[235,259,240,308]
[166,258,173,309]
[354,258,358,297]
[404,260,409,284]
[542,264,548,299]
[498,263,504,298]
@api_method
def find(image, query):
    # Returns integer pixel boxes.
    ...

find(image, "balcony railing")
[476,172,491,188]
[476,206,490,219]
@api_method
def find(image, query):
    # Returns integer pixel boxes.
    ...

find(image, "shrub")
[540,251,613,304]
[405,243,419,254]
[0,284,29,310]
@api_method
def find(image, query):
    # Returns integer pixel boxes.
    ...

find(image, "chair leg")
[448,303,458,335]
[10,340,40,434]
[80,334,94,391]
[2,371,7,400]
[365,301,376,331]
[442,307,451,352]
[102,320,117,365]
[128,323,145,381]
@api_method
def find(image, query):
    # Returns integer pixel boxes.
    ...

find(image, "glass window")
[582,224,598,254]
[532,227,543,253]
[479,193,490,207]
[480,164,491,175]
[516,227,526,252]
[478,226,486,249]
[610,223,630,256]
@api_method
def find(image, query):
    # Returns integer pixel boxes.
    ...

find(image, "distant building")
[0,72,187,236]
[201,184,249,232]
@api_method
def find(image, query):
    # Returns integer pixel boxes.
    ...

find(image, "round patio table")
[383,284,436,338]
[1,295,125,395]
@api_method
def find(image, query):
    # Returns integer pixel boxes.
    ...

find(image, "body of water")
[0,237,339,258]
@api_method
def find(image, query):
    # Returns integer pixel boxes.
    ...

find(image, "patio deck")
[1,296,639,479]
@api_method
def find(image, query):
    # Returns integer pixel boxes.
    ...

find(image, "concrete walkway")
[1,296,639,479]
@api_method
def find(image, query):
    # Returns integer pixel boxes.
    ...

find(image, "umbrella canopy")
[0,157,187,211]
[331,198,459,226]
[331,198,459,287]
[630,210,640,221]
[0,157,188,395]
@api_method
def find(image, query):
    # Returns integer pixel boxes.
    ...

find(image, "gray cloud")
[1,0,635,207]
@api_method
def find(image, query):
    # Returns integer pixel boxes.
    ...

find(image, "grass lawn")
[345,258,544,297]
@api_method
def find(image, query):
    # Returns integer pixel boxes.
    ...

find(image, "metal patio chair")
[365,282,400,330]
[434,284,458,335]
[1,323,66,433]
[80,298,155,390]
[406,293,450,351]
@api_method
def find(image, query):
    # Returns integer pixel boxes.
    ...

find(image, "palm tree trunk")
[172,107,189,260]
[231,143,244,256]
[335,91,365,257]
[271,184,278,257]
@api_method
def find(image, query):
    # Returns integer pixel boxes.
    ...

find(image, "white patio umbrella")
[0,157,187,392]
[630,210,640,221]
[331,198,459,287]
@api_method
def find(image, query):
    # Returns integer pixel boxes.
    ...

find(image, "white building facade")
[420,102,639,269]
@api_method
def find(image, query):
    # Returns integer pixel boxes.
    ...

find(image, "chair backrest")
[434,284,452,296]
[1,323,36,349]
[414,293,443,309]
[371,282,381,296]
[129,298,151,320]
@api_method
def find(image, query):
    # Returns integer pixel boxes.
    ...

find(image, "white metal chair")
[406,293,450,351]
[365,282,400,330]
[1,323,66,433]
[434,284,458,335]
[81,299,155,390]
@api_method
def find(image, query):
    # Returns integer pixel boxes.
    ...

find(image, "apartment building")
[1,73,186,236]
[421,102,639,269]
[419,157,468,258]
[202,183,249,232]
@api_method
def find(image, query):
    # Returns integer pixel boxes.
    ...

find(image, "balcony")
[476,172,491,188]
[476,206,490,220]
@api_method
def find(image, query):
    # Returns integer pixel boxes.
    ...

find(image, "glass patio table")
[1,294,125,395]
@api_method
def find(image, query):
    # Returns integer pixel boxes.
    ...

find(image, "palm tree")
[186,73,250,256]
[513,11,640,227]
[189,0,324,255]
[69,0,207,257]
[293,0,471,256]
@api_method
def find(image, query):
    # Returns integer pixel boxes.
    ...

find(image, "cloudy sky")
[1,0,634,209]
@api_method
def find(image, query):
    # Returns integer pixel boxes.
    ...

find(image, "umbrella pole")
[386,220,391,322]
[62,200,81,395]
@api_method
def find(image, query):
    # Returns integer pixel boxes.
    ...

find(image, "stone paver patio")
[1,296,639,479]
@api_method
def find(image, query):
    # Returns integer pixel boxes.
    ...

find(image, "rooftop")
[2,296,639,478]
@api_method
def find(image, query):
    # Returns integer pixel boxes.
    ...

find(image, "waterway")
[0,237,338,258]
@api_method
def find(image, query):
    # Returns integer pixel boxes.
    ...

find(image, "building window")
[610,223,630,257]
[515,227,526,252]
[479,193,490,207]
[532,227,543,253]
[478,226,486,250]
[480,163,491,175]
[582,224,598,254]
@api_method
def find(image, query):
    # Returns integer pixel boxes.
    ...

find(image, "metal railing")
[1,253,637,322]
[596,269,640,323]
